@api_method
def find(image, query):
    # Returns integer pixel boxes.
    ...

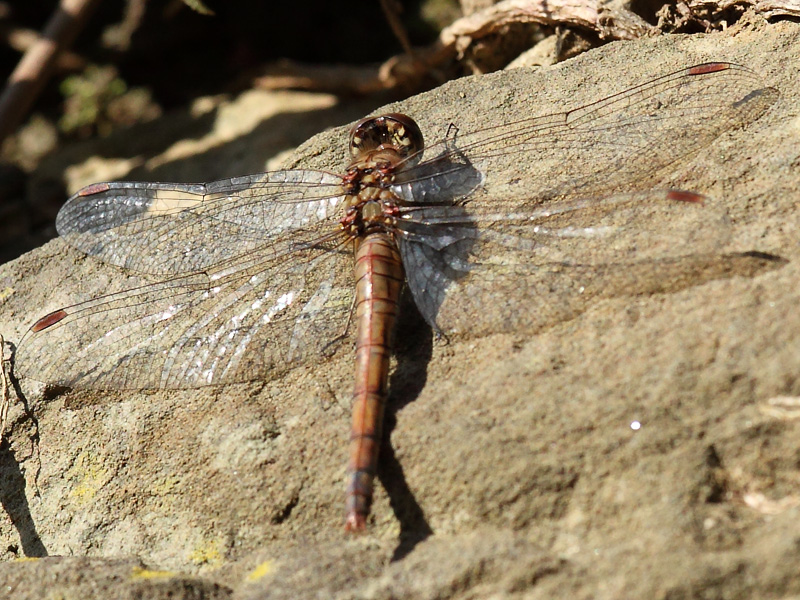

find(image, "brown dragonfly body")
[339,116,421,530]
[16,63,778,530]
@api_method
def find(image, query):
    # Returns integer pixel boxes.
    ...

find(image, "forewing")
[395,63,778,207]
[56,170,346,276]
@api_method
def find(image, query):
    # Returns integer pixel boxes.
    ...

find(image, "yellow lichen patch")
[0,287,14,303]
[67,450,111,505]
[130,567,176,580]
[150,474,182,496]
[188,538,225,567]
[245,560,275,582]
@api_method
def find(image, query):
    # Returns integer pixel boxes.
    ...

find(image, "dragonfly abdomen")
[345,231,404,531]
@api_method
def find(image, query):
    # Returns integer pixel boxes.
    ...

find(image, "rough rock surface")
[1,19,799,600]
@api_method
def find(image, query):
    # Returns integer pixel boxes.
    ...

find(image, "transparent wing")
[393,62,778,208]
[398,191,781,335]
[56,170,346,276]
[18,168,356,389]
[393,62,780,334]
[16,240,353,389]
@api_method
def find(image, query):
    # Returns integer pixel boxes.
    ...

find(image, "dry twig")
[254,0,655,95]
[0,23,85,71]
[380,0,416,58]
[0,334,9,440]
[0,0,102,147]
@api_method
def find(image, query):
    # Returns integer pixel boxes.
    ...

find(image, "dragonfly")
[14,62,778,531]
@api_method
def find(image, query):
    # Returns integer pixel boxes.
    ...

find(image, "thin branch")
[380,0,416,57]
[0,23,86,71]
[0,0,102,147]
[0,334,9,441]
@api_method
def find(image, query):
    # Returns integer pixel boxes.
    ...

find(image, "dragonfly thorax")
[341,187,400,238]
[340,145,407,239]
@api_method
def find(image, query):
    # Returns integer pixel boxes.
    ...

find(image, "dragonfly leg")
[321,292,357,357]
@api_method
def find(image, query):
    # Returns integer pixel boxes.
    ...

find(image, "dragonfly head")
[349,113,424,167]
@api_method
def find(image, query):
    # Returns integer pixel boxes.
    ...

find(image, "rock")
[1,20,799,600]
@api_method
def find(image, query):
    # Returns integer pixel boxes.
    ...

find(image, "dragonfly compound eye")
[349,113,425,165]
